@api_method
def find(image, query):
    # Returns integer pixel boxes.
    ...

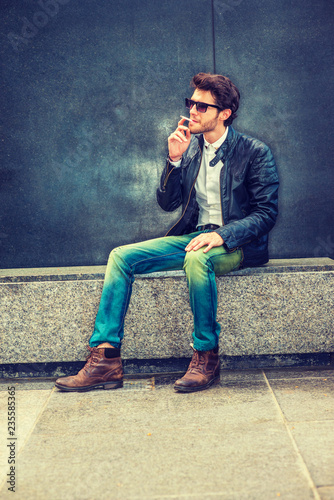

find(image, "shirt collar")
[204,126,229,152]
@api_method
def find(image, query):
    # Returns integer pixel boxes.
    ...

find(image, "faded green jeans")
[90,231,242,352]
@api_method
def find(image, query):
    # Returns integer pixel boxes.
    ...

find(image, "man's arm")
[157,118,191,212]
[216,144,279,250]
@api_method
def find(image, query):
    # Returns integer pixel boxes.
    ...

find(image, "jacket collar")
[195,126,238,166]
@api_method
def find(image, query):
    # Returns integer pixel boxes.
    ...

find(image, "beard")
[188,115,219,135]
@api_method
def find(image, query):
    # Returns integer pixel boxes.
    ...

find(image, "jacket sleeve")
[217,145,279,250]
[156,159,183,212]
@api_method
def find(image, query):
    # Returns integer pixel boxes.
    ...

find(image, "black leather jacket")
[157,126,279,267]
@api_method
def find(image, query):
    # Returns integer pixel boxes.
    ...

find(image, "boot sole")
[55,381,123,392]
[174,375,220,393]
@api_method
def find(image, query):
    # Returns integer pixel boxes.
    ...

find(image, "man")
[55,73,279,393]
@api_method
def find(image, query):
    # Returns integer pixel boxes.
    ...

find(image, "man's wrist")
[168,154,182,163]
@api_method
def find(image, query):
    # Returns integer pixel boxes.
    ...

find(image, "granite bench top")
[0,258,334,283]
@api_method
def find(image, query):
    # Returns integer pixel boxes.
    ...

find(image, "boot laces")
[189,350,205,373]
[85,346,102,366]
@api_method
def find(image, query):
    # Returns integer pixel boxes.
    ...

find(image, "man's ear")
[219,109,232,122]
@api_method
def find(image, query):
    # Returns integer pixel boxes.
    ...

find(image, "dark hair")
[191,73,240,126]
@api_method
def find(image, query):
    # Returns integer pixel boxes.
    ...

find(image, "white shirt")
[170,128,228,227]
[195,127,228,227]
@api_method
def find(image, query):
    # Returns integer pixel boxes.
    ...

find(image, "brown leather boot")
[55,347,123,392]
[174,346,220,392]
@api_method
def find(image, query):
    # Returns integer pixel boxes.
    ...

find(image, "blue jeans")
[89,231,242,352]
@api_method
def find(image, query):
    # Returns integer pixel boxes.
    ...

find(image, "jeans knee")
[108,247,117,260]
[183,250,211,275]
[107,246,126,266]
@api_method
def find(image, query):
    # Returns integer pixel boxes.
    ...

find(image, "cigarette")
[180,115,196,123]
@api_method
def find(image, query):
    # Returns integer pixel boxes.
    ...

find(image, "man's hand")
[168,118,191,161]
[185,232,224,253]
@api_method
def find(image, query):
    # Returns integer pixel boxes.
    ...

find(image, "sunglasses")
[185,98,221,113]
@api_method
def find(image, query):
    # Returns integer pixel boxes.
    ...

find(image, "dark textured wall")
[1,0,333,268]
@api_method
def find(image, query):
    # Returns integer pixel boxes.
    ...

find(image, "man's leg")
[174,243,242,392]
[55,231,242,393]
[55,233,195,392]
[90,234,199,347]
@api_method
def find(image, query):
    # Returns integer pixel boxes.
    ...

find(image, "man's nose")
[190,104,198,116]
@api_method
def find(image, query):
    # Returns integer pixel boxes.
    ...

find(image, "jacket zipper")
[163,162,175,189]
[165,148,202,236]
[219,162,225,227]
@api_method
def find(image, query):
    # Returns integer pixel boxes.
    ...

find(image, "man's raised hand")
[168,118,191,161]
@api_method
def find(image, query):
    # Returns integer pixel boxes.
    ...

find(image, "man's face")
[187,89,221,135]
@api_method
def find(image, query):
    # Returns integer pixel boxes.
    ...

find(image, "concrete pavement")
[0,366,333,500]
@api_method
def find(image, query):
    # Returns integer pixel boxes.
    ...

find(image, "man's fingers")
[177,120,191,140]
[174,131,188,142]
[177,125,189,131]
[185,232,224,252]
[168,120,191,158]
[203,242,214,253]
[168,128,190,144]
[185,237,206,252]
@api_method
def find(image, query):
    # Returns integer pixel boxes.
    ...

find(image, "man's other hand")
[185,232,224,253]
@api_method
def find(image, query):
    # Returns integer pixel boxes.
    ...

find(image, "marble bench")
[0,258,333,377]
